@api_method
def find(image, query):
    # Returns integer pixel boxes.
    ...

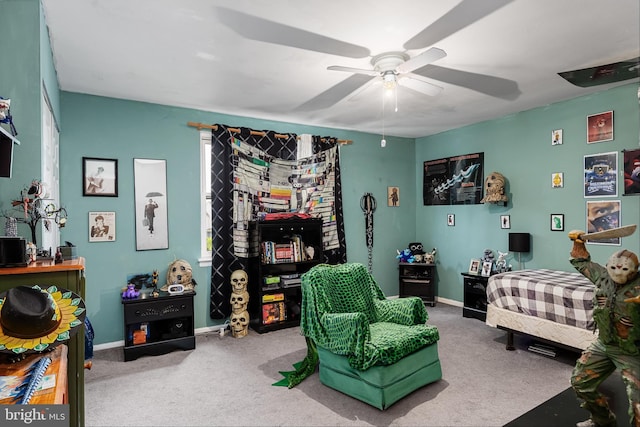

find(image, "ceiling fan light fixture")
[382,72,397,91]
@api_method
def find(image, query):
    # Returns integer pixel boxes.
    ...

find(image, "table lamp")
[509,232,531,270]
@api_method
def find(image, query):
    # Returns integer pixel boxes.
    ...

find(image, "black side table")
[461,273,488,321]
[122,291,196,361]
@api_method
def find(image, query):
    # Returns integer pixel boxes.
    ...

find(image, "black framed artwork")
[83,157,118,197]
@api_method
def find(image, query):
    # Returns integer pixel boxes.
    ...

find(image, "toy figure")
[568,229,640,427]
[122,283,140,299]
[396,248,415,263]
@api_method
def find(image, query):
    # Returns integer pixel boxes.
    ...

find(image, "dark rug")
[504,374,631,427]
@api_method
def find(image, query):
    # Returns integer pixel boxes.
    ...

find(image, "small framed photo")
[550,214,564,231]
[481,261,493,277]
[83,157,118,197]
[587,110,613,144]
[552,129,563,145]
[387,186,399,207]
[88,211,116,242]
[500,215,510,229]
[447,214,455,226]
[468,259,481,275]
[552,172,564,188]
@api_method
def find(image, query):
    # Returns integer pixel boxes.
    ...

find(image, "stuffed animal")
[424,248,437,264]
[161,259,197,291]
[121,283,140,299]
[396,248,415,263]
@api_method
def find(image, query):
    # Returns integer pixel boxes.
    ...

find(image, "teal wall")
[58,93,417,344]
[0,0,43,204]
[416,83,640,303]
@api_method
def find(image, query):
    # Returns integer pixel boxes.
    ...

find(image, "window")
[199,130,212,266]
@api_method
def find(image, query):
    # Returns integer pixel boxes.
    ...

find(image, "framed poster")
[88,211,116,242]
[423,152,484,205]
[623,148,640,195]
[587,110,613,143]
[550,214,564,231]
[447,214,455,226]
[551,129,563,145]
[134,158,168,251]
[552,172,564,188]
[500,215,510,229]
[586,200,621,245]
[387,186,399,207]
[83,157,118,196]
[584,152,617,197]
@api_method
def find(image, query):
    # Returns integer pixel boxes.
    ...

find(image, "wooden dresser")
[0,258,86,427]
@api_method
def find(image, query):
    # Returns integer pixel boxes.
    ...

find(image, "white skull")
[230,310,250,338]
[230,269,248,293]
[230,291,249,313]
[606,250,638,285]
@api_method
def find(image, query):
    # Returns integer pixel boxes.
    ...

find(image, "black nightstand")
[461,273,488,321]
[399,263,436,306]
[122,291,196,361]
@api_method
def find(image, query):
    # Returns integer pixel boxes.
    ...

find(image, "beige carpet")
[84,303,580,426]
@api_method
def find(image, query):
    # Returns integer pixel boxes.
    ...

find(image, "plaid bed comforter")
[486,269,595,330]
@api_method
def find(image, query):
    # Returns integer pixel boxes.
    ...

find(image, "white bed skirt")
[486,304,598,351]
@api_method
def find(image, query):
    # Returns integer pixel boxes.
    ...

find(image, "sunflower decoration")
[0,285,86,354]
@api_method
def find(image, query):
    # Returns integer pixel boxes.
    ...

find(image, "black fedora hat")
[0,285,86,354]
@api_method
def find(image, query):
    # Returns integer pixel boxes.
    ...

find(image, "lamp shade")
[509,233,531,253]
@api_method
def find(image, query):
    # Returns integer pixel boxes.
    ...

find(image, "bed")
[485,268,598,352]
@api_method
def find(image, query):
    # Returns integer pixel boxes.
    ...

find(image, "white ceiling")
[41,0,639,139]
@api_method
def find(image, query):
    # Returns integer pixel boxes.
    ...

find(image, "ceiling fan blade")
[404,0,513,50]
[396,47,447,74]
[296,74,376,111]
[413,65,521,100]
[558,57,640,87]
[216,7,370,58]
[398,75,443,97]
[328,65,378,76]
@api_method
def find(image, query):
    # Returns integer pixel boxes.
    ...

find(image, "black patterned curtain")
[209,125,346,320]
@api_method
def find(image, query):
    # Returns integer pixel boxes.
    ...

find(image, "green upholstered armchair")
[297,262,442,409]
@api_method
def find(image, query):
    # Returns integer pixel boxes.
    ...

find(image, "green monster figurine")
[568,229,640,427]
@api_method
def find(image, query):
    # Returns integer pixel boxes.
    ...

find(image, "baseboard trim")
[92,323,229,352]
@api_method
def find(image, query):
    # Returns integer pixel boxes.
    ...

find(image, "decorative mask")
[162,259,196,291]
[480,171,509,204]
[606,249,639,285]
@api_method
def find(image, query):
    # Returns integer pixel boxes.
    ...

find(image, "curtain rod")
[187,121,352,145]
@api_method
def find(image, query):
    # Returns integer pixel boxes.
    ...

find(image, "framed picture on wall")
[552,129,563,145]
[552,172,564,188]
[584,152,618,197]
[586,200,621,245]
[550,214,564,231]
[500,215,510,229]
[447,214,455,226]
[134,158,169,251]
[623,148,640,195]
[83,157,118,197]
[88,211,116,242]
[587,110,613,144]
[387,186,399,207]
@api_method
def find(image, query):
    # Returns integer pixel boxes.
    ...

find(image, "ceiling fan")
[216,0,520,111]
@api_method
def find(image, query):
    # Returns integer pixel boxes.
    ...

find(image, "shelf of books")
[248,218,323,333]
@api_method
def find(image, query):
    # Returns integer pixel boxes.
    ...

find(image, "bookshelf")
[248,218,323,333]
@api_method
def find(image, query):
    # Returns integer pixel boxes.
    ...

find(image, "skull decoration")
[230,310,250,338]
[605,249,639,285]
[229,269,250,338]
[230,269,248,293]
[230,291,250,312]
[480,171,509,204]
